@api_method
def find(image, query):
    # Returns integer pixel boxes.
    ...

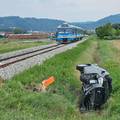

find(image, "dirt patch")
[25,82,46,92]
[110,40,120,64]
[112,40,120,50]
[0,76,5,88]
[74,41,100,80]
[93,42,101,64]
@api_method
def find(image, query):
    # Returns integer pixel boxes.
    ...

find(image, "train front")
[56,23,76,44]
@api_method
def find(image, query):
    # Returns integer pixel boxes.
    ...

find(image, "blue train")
[56,23,84,43]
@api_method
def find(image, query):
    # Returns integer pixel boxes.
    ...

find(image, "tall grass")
[97,40,120,119]
[0,37,120,120]
[0,40,52,54]
[0,37,93,120]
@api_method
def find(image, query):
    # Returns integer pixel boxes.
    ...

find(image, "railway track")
[0,44,65,69]
[0,39,87,80]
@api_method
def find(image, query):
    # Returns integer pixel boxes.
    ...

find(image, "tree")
[13,28,26,34]
[112,24,120,30]
[0,35,4,38]
[96,23,116,39]
[96,26,104,38]
[112,24,120,36]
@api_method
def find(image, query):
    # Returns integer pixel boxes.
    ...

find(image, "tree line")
[95,23,120,39]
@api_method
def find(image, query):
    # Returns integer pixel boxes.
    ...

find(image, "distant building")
[6,33,49,39]
[0,32,5,37]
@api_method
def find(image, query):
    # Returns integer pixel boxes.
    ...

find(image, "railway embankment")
[0,38,87,79]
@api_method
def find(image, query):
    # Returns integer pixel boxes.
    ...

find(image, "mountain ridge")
[72,14,120,29]
[0,16,65,32]
[0,14,120,32]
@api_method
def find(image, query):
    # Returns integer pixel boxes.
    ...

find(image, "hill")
[0,14,120,32]
[0,16,65,32]
[72,14,120,30]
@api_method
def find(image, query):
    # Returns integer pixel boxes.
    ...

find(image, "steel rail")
[0,44,64,68]
[0,44,60,62]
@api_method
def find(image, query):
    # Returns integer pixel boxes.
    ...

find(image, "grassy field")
[0,39,53,54]
[0,37,120,120]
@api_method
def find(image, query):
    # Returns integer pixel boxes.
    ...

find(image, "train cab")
[56,23,84,43]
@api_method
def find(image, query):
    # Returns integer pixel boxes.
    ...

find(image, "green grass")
[0,39,53,54]
[0,37,120,120]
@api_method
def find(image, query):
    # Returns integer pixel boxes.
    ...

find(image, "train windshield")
[57,28,73,33]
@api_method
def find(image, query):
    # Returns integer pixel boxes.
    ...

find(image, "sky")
[0,0,120,22]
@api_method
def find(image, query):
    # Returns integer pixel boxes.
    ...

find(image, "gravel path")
[0,38,87,80]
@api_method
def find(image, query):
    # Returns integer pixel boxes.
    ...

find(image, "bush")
[0,35,4,38]
[13,28,26,34]
[96,23,120,39]
[104,36,120,40]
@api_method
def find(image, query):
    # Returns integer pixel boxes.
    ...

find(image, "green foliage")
[0,35,4,38]
[103,36,120,40]
[112,24,120,36]
[95,23,120,39]
[112,23,120,30]
[115,30,120,36]
[13,28,26,34]
[95,23,116,39]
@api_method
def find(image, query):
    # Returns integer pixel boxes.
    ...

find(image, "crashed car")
[76,64,112,111]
